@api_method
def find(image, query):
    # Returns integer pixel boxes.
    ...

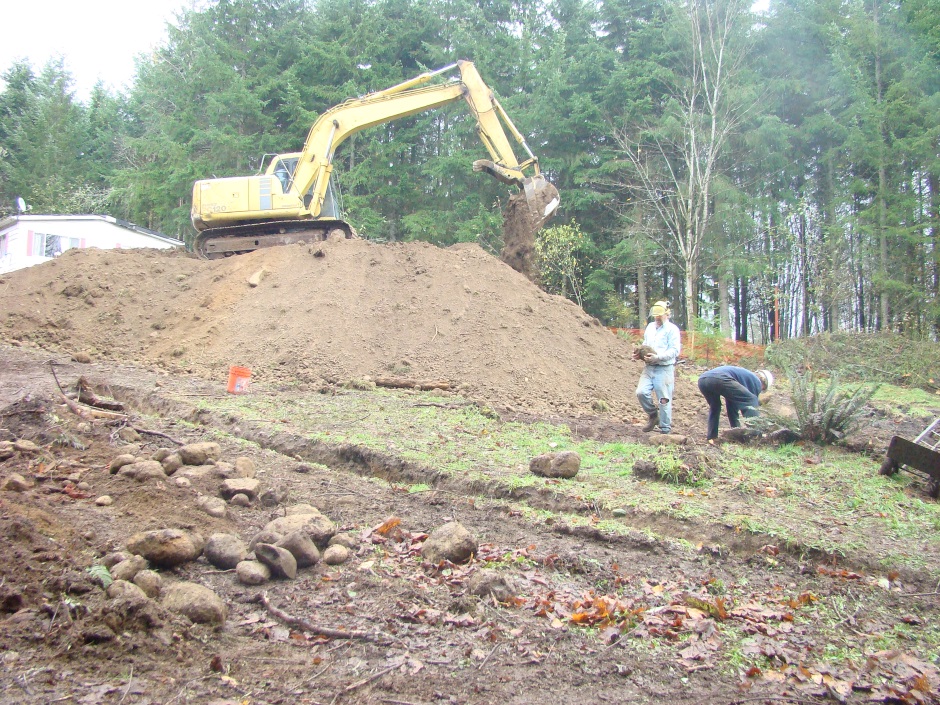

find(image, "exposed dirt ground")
[0,244,937,705]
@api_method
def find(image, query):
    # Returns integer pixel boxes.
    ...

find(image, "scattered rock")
[421,522,477,564]
[254,543,298,579]
[234,457,256,477]
[277,531,320,568]
[229,493,251,507]
[101,552,130,569]
[161,453,183,475]
[161,581,227,626]
[133,570,163,598]
[117,427,140,443]
[249,530,284,553]
[126,529,205,568]
[529,451,581,478]
[220,478,260,501]
[151,448,172,462]
[109,454,137,473]
[13,439,40,454]
[236,560,270,586]
[322,544,349,565]
[178,442,221,466]
[119,460,168,482]
[264,513,336,547]
[468,569,515,601]
[110,555,149,582]
[285,504,321,516]
[197,496,228,518]
[328,533,359,550]
[106,580,149,602]
[204,534,248,570]
[1,473,32,492]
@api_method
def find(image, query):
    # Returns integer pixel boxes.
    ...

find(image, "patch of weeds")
[408,483,431,493]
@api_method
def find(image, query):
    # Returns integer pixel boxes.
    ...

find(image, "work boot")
[642,412,658,432]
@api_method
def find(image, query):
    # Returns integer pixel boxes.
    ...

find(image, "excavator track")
[194,219,354,259]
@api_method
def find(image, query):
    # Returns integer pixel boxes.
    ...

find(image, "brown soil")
[0,245,937,705]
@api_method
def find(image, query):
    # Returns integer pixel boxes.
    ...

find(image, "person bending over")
[697,365,774,441]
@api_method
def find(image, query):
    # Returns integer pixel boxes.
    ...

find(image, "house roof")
[0,214,183,246]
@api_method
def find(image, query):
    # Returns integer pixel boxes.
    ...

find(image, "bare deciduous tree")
[613,0,753,328]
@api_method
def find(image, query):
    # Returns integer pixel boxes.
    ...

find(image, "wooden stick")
[254,592,389,643]
[131,427,183,445]
[374,377,450,391]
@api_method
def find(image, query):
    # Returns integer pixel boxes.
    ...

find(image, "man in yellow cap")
[633,301,681,433]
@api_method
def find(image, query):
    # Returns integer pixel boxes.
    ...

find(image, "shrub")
[760,366,880,444]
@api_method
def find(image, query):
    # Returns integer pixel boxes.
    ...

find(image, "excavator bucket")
[499,174,560,282]
[522,174,560,232]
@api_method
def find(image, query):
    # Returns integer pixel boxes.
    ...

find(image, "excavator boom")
[191,60,558,258]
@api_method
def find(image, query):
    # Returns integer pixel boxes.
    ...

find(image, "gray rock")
[236,560,270,586]
[421,522,477,564]
[277,531,320,568]
[249,530,283,553]
[322,544,349,565]
[204,533,247,570]
[133,570,163,598]
[198,496,228,518]
[161,581,227,625]
[220,478,261,500]
[254,543,297,579]
[264,513,336,547]
[126,529,205,568]
[177,442,221,466]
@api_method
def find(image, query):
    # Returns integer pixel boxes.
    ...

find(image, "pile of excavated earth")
[0,239,703,427]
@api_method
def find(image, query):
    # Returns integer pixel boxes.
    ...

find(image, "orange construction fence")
[610,328,765,366]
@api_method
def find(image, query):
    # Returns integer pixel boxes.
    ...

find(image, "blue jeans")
[636,364,675,433]
[697,373,760,440]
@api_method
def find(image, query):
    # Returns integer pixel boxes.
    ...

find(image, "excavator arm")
[191,60,558,258]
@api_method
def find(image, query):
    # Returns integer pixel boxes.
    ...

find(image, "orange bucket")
[227,365,252,394]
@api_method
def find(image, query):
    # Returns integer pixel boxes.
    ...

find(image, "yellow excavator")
[191,60,559,258]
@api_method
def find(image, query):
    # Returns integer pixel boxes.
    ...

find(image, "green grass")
[186,384,940,577]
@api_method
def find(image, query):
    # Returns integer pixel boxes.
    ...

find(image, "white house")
[0,214,183,274]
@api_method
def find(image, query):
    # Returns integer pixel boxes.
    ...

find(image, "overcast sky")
[0,1,192,101]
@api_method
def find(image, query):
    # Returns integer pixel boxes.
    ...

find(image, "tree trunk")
[719,276,731,339]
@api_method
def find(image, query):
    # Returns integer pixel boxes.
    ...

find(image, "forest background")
[1,0,938,345]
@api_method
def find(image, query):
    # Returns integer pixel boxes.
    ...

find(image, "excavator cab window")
[272,156,298,193]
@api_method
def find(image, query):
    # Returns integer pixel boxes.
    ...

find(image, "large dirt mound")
[0,240,700,422]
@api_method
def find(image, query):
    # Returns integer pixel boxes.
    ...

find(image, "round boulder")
[126,529,205,568]
[204,533,248,570]
[529,451,581,479]
[161,581,227,626]
[421,522,477,564]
